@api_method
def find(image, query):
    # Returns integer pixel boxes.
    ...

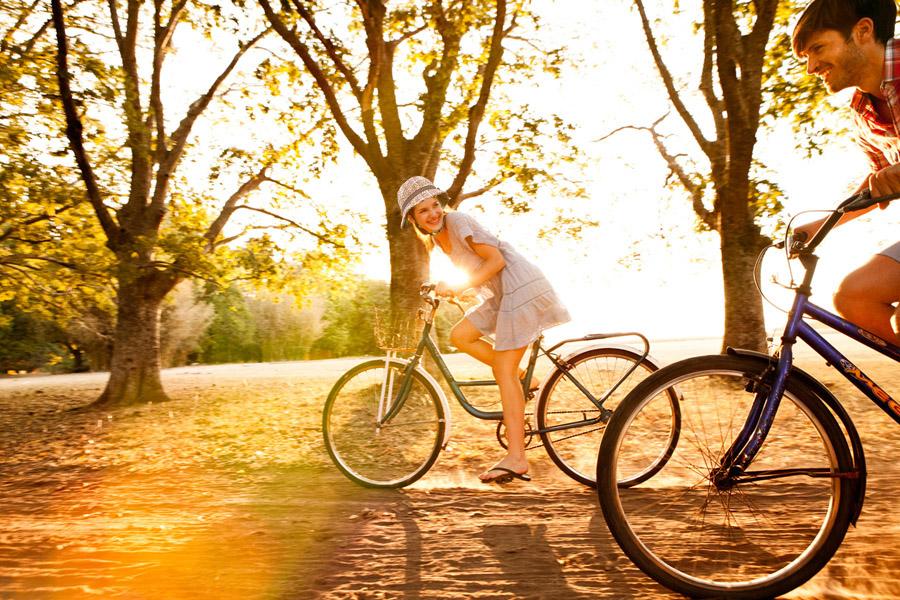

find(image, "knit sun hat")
[397,176,443,227]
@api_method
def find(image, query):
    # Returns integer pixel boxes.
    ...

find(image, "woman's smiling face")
[410,196,444,233]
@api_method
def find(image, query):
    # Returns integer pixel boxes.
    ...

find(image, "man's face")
[798,29,867,93]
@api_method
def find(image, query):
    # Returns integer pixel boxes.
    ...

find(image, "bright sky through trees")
[166,0,897,342]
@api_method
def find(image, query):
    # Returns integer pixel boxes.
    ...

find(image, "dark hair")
[792,0,897,55]
[407,192,451,252]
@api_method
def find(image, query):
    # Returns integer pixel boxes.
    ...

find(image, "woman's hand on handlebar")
[434,281,476,300]
[435,281,459,297]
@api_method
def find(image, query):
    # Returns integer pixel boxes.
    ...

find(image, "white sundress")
[442,211,571,351]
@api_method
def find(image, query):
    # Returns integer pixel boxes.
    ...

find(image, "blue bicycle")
[597,191,899,599]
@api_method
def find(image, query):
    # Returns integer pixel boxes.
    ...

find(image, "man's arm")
[794,174,886,239]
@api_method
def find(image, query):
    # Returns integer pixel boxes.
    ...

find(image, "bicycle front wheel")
[598,355,855,599]
[537,347,680,488]
[323,359,445,488]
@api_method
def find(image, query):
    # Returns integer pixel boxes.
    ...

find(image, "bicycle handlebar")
[420,282,466,313]
[793,190,897,256]
[837,188,900,213]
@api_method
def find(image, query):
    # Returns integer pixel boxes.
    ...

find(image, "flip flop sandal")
[482,467,532,485]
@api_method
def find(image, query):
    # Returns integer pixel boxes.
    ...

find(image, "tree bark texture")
[633,0,777,352]
[52,0,265,406]
[95,271,177,407]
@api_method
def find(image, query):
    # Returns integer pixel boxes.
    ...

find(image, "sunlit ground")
[0,341,897,598]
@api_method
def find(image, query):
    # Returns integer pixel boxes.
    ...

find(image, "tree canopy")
[39,0,355,406]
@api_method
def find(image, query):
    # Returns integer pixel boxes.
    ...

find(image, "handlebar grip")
[838,190,872,213]
[839,189,900,213]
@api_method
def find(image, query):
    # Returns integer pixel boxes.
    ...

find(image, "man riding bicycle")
[792,0,900,344]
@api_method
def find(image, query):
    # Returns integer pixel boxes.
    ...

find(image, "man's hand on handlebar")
[869,166,900,209]
[792,221,818,242]
[786,230,808,258]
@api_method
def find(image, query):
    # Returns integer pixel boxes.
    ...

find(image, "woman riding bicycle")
[397,176,570,484]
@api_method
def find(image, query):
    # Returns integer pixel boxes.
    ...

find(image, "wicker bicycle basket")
[373,309,424,353]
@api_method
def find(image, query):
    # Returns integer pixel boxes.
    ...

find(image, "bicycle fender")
[726,347,867,525]
[558,343,664,371]
[385,357,453,449]
[551,343,674,402]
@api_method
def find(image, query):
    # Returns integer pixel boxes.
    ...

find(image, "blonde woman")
[397,176,570,483]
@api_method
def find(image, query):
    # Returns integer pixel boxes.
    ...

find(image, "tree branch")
[151,28,270,225]
[106,0,124,50]
[204,165,271,251]
[115,0,154,212]
[699,0,725,137]
[290,0,362,98]
[233,206,345,248]
[456,181,503,204]
[150,0,188,165]
[712,0,748,128]
[413,1,462,154]
[0,202,78,243]
[50,0,118,244]
[446,0,507,202]
[259,0,371,159]
[360,0,396,166]
[0,253,88,271]
[633,0,714,159]
[261,176,311,199]
[598,116,716,230]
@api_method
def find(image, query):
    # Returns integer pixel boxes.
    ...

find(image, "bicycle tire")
[597,354,856,599]
[323,358,445,489]
[537,347,680,488]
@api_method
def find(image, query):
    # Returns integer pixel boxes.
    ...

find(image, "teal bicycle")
[323,284,681,488]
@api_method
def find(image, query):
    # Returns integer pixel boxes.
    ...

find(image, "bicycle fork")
[377,354,420,428]
[712,354,786,489]
[376,351,398,430]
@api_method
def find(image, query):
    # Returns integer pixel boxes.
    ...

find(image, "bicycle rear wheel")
[537,347,680,488]
[598,355,855,599]
[323,359,445,488]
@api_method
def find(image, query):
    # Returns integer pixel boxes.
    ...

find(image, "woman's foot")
[479,455,530,483]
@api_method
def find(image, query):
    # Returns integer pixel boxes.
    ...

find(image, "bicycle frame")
[379,293,652,437]
[725,250,900,479]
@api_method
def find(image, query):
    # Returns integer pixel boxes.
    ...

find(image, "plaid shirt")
[850,38,900,171]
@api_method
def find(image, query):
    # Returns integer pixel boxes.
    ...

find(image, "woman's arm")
[436,239,505,297]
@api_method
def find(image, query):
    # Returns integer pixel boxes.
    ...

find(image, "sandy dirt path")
[0,336,897,598]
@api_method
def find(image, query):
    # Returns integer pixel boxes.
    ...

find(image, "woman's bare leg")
[449,319,495,365]
[449,320,531,480]
[449,319,537,386]
[480,346,530,481]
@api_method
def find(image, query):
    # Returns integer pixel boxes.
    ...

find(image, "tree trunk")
[64,342,88,373]
[387,213,429,329]
[380,171,430,325]
[719,217,767,353]
[93,274,176,408]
